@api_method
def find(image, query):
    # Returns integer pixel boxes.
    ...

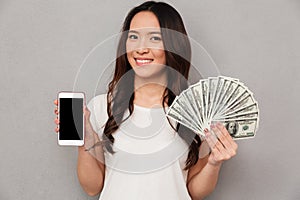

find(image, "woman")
[54,1,237,199]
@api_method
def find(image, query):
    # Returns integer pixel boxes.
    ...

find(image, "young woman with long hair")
[54,1,237,199]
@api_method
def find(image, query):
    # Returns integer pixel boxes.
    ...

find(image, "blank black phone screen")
[59,98,83,140]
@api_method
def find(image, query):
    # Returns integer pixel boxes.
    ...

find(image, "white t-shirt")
[87,94,210,200]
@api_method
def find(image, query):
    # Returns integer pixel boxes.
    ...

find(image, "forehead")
[129,11,161,30]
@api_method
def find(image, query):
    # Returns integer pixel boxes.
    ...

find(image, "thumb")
[83,106,93,128]
[84,106,91,119]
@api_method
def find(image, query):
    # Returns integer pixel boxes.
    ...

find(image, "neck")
[133,73,168,107]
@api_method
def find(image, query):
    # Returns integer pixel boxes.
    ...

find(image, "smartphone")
[58,91,85,146]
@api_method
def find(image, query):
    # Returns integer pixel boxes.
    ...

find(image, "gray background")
[1,0,299,199]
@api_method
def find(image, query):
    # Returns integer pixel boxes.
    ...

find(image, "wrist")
[93,133,101,143]
[84,137,103,152]
[207,160,223,168]
[78,145,88,152]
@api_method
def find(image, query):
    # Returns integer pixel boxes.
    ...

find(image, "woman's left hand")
[204,122,238,166]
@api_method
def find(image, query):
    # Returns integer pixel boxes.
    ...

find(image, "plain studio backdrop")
[0,0,299,199]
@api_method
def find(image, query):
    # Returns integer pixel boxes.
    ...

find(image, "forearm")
[188,162,222,200]
[77,145,105,196]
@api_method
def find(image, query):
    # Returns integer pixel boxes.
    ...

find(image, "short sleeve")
[199,140,210,159]
[86,94,108,138]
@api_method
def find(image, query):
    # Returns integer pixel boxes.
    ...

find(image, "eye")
[150,36,162,41]
[128,34,138,40]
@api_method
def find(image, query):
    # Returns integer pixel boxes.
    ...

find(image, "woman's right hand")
[54,99,105,195]
[53,99,102,152]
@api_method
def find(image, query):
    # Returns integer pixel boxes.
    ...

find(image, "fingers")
[204,128,218,149]
[215,122,238,153]
[83,106,95,136]
[54,118,59,125]
[204,123,238,165]
[54,99,59,125]
[54,99,59,133]
[211,124,233,151]
[83,106,90,119]
[54,99,59,115]
[205,128,227,155]
[54,117,59,133]
[54,99,58,105]
[55,127,59,133]
[83,106,92,127]
[205,129,228,166]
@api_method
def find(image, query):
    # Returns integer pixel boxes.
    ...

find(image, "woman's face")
[126,11,166,79]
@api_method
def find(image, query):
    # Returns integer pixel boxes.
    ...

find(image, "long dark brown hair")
[102,1,201,170]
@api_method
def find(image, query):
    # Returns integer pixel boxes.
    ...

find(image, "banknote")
[207,77,218,121]
[167,102,202,135]
[190,81,206,126]
[166,76,259,140]
[183,89,204,126]
[212,118,258,139]
[169,96,203,133]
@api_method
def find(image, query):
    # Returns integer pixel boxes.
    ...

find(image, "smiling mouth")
[135,58,154,66]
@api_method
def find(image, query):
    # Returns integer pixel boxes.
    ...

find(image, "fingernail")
[210,124,215,129]
[204,129,210,136]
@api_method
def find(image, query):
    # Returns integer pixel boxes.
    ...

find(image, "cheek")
[126,43,134,62]
[126,41,132,56]
[153,49,166,64]
[126,40,135,54]
[127,54,135,68]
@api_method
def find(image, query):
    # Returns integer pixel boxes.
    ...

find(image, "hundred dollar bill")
[224,103,259,118]
[208,76,238,120]
[168,95,203,132]
[210,78,230,119]
[218,92,258,118]
[183,88,204,126]
[207,77,218,121]
[215,110,258,121]
[200,79,209,121]
[190,81,205,126]
[212,118,258,139]
[176,93,200,126]
[166,76,259,139]
[217,81,249,115]
[166,107,204,136]
[214,79,239,116]
[221,86,253,112]
[208,77,223,120]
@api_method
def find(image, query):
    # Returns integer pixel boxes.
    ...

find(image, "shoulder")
[87,94,107,115]
[87,94,107,108]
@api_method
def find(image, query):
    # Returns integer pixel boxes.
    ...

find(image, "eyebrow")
[148,31,162,35]
[128,30,139,34]
[128,30,162,35]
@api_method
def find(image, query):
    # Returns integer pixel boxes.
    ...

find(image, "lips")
[135,58,154,66]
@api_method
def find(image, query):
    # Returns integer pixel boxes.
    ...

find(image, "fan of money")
[166,76,259,139]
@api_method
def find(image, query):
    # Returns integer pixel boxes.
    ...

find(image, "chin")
[133,64,166,79]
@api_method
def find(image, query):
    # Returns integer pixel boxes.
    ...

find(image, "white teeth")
[136,59,152,64]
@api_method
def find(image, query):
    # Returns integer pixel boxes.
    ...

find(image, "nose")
[136,47,149,54]
[136,39,149,54]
